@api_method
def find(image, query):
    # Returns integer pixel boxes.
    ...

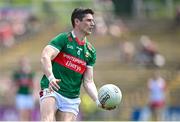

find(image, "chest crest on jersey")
[76,47,82,55]
[85,51,90,58]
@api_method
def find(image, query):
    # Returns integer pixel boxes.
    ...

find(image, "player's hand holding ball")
[96,100,116,110]
[97,84,122,110]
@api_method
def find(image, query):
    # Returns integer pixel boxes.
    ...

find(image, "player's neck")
[72,29,85,41]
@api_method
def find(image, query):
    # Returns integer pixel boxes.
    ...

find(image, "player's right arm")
[41,45,60,91]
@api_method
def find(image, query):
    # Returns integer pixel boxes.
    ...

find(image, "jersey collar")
[71,31,86,46]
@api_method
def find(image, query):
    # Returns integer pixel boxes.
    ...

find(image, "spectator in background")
[0,20,15,48]
[136,35,158,67]
[108,19,128,38]
[0,8,41,50]
[11,17,26,38]
[27,14,40,33]
[12,56,35,121]
[94,12,108,35]
[120,41,135,64]
[147,71,167,121]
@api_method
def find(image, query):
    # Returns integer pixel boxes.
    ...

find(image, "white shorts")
[16,94,34,110]
[40,89,81,116]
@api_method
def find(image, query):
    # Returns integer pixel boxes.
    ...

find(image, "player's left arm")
[83,66,99,104]
[83,66,115,110]
[83,43,114,109]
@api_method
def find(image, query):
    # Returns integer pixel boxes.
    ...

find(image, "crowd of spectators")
[0,8,40,50]
[119,35,165,68]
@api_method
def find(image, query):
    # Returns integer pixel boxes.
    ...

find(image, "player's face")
[79,14,95,35]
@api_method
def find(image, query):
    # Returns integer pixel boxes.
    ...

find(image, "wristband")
[47,74,55,82]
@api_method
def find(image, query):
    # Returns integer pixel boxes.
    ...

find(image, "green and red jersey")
[13,70,35,95]
[40,31,96,98]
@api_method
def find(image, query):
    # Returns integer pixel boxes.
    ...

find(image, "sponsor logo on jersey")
[53,52,86,74]
[67,44,73,49]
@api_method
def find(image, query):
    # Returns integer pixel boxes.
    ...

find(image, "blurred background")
[0,0,180,121]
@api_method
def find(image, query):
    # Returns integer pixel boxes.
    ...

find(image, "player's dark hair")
[71,7,94,28]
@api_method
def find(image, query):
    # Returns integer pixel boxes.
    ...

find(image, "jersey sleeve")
[86,42,96,67]
[48,33,67,51]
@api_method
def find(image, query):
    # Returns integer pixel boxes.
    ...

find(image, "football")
[98,84,122,108]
